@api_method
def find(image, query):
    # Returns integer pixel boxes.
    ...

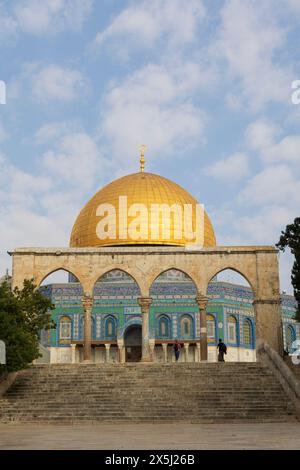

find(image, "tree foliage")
[0,279,55,374]
[276,217,300,322]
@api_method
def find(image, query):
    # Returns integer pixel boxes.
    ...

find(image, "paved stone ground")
[0,423,300,449]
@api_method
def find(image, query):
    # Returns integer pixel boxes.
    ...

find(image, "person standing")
[217,338,227,362]
[173,339,182,362]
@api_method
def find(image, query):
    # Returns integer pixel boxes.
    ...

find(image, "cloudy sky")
[0,0,299,292]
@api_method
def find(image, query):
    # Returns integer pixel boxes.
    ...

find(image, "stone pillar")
[184,343,189,362]
[82,294,93,362]
[196,342,201,362]
[105,343,111,363]
[162,343,168,363]
[149,339,156,362]
[71,343,76,364]
[117,339,125,363]
[253,298,282,355]
[196,294,209,362]
[138,297,153,362]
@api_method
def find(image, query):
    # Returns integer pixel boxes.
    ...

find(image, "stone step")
[0,363,298,423]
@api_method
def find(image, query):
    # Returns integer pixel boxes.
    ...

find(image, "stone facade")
[39,274,299,364]
[9,245,285,361]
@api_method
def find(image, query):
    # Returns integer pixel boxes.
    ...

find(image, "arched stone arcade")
[10,245,282,362]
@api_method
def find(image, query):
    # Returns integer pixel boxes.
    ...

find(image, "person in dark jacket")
[173,339,182,362]
[217,339,227,362]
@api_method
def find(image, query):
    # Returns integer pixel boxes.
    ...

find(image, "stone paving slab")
[0,423,300,450]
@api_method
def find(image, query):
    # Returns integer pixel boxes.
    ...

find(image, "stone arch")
[149,267,198,295]
[91,267,143,295]
[205,266,256,295]
[120,318,142,338]
[92,269,142,306]
[37,267,84,290]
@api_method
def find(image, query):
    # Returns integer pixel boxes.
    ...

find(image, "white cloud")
[246,120,300,165]
[93,0,205,51]
[235,206,296,245]
[278,250,294,294]
[0,154,51,208]
[13,0,93,35]
[210,201,296,292]
[0,4,17,39]
[203,153,249,183]
[216,0,292,110]
[262,135,300,164]
[239,165,300,206]
[225,93,242,112]
[246,120,281,151]
[101,62,209,166]
[31,64,87,102]
[0,127,106,277]
[0,208,68,248]
[34,121,79,145]
[42,132,107,189]
[284,0,300,14]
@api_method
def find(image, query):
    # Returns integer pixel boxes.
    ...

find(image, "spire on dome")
[139,145,147,172]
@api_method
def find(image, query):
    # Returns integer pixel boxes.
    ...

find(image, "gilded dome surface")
[70,172,216,248]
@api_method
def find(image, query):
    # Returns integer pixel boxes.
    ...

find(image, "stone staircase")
[0,363,298,423]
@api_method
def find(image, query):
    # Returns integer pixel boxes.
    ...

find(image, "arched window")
[207,314,216,342]
[286,325,296,352]
[227,315,237,344]
[105,317,117,339]
[180,315,194,339]
[157,316,170,338]
[59,316,72,342]
[243,319,253,346]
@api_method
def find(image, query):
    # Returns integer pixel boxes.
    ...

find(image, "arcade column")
[138,297,153,362]
[196,294,209,362]
[82,294,93,362]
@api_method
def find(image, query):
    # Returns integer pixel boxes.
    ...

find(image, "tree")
[0,279,55,374]
[276,217,300,322]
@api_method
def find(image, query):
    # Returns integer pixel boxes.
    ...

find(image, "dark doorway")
[124,325,142,362]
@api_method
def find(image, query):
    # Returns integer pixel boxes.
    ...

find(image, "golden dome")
[70,172,216,248]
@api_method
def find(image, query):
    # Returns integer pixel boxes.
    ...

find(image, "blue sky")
[0,0,300,292]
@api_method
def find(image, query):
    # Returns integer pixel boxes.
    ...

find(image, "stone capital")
[82,294,93,310]
[137,297,153,312]
[195,294,209,310]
